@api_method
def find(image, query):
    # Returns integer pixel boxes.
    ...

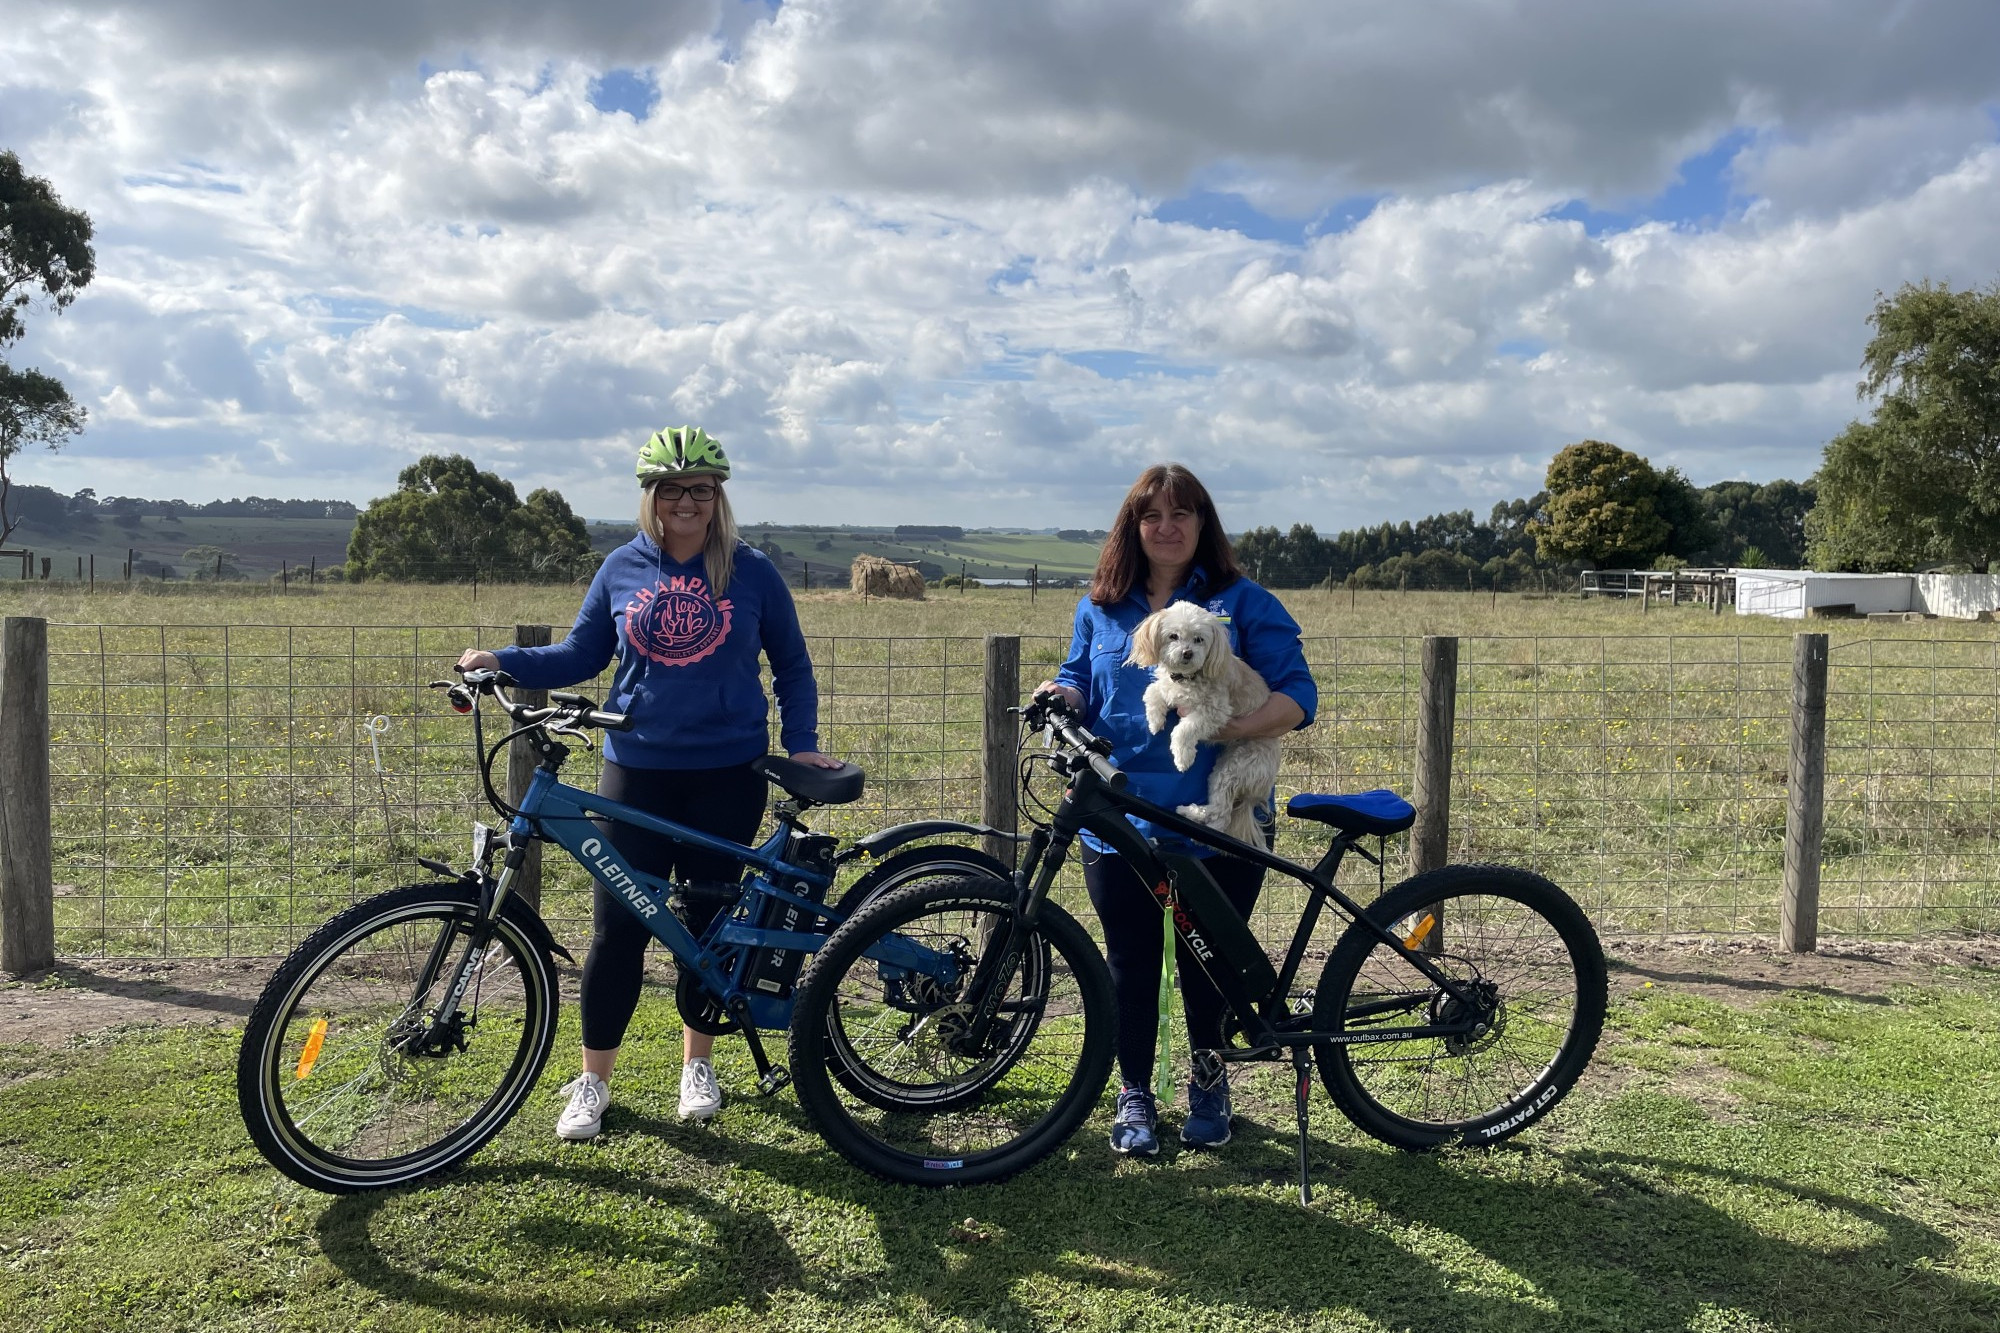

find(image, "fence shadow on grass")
[49,962,258,1018]
[1605,954,1903,1007]
[310,1112,2000,1331]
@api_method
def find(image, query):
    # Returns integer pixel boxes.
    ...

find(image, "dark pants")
[579,760,767,1051]
[1083,849,1265,1091]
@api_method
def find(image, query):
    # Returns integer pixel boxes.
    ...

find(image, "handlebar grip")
[588,710,634,732]
[1088,753,1127,789]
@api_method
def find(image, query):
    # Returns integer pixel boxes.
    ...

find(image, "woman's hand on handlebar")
[790,750,846,770]
[457,649,500,673]
[1033,682,1084,713]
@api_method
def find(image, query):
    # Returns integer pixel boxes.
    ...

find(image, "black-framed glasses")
[653,482,719,502]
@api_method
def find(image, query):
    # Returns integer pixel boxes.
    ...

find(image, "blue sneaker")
[1181,1051,1232,1148]
[1109,1085,1160,1156]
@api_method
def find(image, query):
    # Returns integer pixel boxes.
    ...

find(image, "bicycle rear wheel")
[236,883,558,1193]
[824,844,1017,1110]
[788,878,1114,1187]
[1313,864,1606,1150]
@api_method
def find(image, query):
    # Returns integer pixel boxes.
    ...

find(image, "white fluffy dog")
[1127,601,1280,845]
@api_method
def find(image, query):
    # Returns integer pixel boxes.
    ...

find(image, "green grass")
[3,967,1999,1331]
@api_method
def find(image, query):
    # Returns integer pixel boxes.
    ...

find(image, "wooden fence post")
[0,617,54,976]
[1781,632,1829,953]
[1411,635,1458,953]
[1411,635,1458,876]
[505,624,552,910]
[982,635,1021,870]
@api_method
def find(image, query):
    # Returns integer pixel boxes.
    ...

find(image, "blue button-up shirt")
[1053,568,1317,854]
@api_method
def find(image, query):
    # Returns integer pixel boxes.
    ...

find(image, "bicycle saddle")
[751,755,866,805]
[1285,790,1416,836]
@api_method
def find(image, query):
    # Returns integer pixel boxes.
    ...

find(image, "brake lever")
[544,716,597,748]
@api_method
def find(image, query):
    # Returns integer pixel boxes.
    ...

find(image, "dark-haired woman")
[1038,464,1316,1155]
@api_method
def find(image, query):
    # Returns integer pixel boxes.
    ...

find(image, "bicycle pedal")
[758,1066,792,1097]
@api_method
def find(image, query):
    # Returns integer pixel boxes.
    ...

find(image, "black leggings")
[579,760,767,1052]
[1082,849,1265,1090]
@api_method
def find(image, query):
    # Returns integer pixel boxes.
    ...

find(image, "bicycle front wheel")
[1313,864,1606,1150]
[236,883,559,1193]
[788,878,1114,1187]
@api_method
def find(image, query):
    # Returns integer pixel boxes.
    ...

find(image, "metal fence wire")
[40,625,2000,958]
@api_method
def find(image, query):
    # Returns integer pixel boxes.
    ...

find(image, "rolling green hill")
[0,513,1101,587]
[2,513,355,584]
[739,525,1102,584]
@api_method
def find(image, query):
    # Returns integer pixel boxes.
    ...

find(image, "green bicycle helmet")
[636,425,731,484]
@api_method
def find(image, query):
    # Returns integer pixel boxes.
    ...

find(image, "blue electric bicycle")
[235,668,1050,1193]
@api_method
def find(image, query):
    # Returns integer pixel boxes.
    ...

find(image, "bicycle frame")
[1014,761,1490,1059]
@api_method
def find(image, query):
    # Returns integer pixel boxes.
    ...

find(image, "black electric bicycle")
[236,669,1018,1193]
[786,693,1607,1200]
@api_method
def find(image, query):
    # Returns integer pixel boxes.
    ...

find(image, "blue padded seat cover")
[1285,789,1416,836]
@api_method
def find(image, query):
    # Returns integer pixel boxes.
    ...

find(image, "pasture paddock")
[4,583,2000,1330]
[1,941,1998,1333]
[1,583,1998,959]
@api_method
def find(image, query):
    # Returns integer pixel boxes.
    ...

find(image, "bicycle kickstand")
[726,996,792,1096]
[1290,1045,1315,1207]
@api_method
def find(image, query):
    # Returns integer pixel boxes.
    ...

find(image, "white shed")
[1915,574,2000,619]
[1731,569,1917,619]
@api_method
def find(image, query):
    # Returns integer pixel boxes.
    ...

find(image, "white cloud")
[4,0,2000,529]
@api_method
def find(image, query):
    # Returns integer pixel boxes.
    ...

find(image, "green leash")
[1155,902,1177,1102]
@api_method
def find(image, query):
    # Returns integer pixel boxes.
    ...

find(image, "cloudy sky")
[4,1,1999,529]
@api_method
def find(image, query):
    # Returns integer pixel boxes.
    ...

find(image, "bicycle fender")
[845,820,1024,860]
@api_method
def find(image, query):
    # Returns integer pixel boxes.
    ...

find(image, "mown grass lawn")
[3,963,1999,1333]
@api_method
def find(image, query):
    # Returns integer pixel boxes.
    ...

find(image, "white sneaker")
[555,1072,609,1140]
[678,1057,723,1121]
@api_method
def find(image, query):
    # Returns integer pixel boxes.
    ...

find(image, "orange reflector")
[294,1019,328,1081]
[1402,913,1436,950]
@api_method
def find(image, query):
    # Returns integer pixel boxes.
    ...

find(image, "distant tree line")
[1,482,360,537]
[894,525,963,540]
[1232,458,1814,591]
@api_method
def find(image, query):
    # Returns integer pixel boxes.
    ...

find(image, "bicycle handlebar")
[449,668,635,733]
[1021,692,1127,791]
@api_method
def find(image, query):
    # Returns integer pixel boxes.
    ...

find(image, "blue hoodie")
[1054,567,1316,855]
[493,534,818,769]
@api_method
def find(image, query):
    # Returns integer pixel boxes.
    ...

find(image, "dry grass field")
[2,579,1996,956]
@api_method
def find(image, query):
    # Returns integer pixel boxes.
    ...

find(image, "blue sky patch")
[1064,350,1209,381]
[1550,127,1761,235]
[1496,338,1548,360]
[589,68,660,121]
[307,297,477,331]
[1155,189,1310,245]
[988,258,1037,292]
[122,174,243,194]
[1154,189,1384,243]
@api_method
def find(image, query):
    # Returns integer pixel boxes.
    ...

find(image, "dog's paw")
[1177,803,1221,828]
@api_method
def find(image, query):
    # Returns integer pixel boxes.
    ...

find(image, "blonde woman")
[457,426,842,1140]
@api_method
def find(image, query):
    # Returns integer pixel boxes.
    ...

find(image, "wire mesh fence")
[36,624,2000,959]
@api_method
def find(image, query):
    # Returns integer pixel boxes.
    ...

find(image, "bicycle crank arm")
[725,995,792,1096]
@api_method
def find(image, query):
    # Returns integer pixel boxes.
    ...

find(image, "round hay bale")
[850,553,925,600]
